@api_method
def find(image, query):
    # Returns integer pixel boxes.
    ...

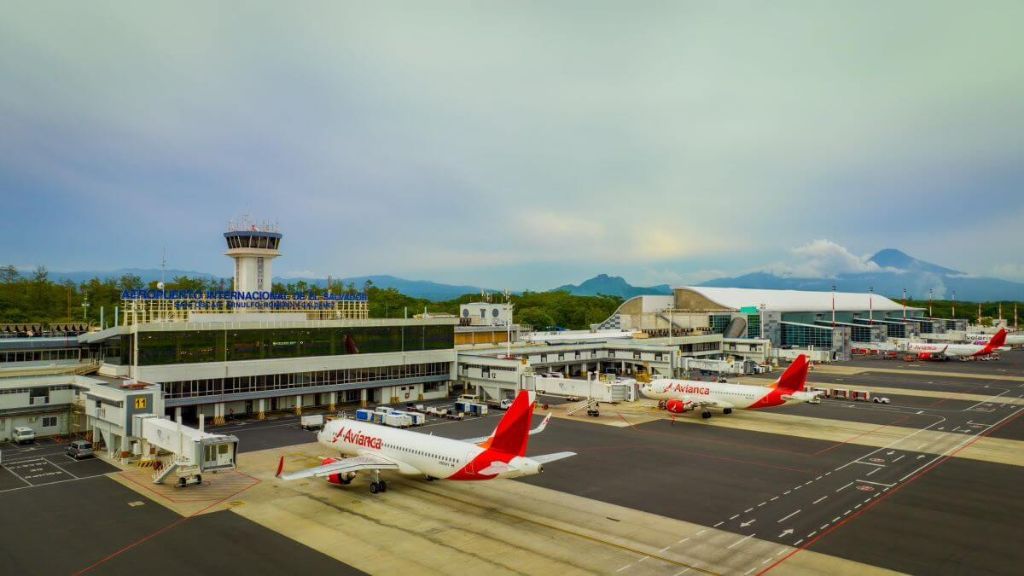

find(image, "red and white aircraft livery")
[907,328,1007,360]
[276,391,574,494]
[640,354,818,419]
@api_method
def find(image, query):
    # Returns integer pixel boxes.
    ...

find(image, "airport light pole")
[902,288,907,319]
[952,290,956,319]
[868,286,874,324]
[929,288,933,317]
[831,284,836,327]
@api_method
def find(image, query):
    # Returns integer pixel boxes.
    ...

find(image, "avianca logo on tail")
[666,383,711,395]
[332,426,383,450]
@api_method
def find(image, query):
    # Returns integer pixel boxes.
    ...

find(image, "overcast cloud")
[1,1,1021,289]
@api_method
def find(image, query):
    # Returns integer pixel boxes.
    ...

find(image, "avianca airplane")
[967,330,1022,347]
[906,329,1007,360]
[276,391,574,493]
[640,354,818,419]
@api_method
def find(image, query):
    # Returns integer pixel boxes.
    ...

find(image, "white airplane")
[906,329,1007,360]
[640,355,819,419]
[276,391,574,493]
[967,331,1022,347]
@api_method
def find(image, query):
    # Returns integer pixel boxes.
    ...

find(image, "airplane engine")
[665,399,693,414]
[321,457,356,485]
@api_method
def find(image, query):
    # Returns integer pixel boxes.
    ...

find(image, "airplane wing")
[462,413,552,445]
[277,453,399,481]
[691,398,734,410]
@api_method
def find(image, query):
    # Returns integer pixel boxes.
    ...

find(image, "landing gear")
[701,410,712,419]
[369,469,387,494]
[723,408,732,415]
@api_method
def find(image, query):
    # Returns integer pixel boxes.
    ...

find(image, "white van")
[12,427,35,444]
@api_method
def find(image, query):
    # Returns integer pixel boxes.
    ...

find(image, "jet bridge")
[133,414,239,485]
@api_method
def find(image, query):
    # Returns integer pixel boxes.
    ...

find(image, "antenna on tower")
[160,247,167,291]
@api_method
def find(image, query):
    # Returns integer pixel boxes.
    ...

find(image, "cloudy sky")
[1,1,1022,289]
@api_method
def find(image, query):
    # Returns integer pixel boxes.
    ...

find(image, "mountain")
[699,249,1024,301]
[278,275,490,301]
[867,249,960,276]
[555,274,672,298]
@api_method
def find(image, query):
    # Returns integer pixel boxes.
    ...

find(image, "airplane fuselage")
[641,379,816,410]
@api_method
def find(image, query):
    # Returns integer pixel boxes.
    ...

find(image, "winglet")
[532,413,552,435]
[276,456,285,478]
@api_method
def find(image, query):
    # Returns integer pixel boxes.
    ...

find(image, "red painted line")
[811,415,910,456]
[72,477,261,575]
[757,407,1023,575]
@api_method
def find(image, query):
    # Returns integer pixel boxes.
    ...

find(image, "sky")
[1,1,1022,290]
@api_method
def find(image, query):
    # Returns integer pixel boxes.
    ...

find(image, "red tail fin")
[776,355,810,391]
[275,456,285,478]
[983,329,1007,353]
[488,390,534,456]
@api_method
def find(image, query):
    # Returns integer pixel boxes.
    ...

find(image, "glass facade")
[746,314,761,339]
[780,322,834,348]
[813,321,874,342]
[162,361,450,400]
[708,314,732,334]
[851,319,906,338]
[118,325,454,366]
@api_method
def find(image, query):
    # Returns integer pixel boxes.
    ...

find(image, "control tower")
[224,218,281,292]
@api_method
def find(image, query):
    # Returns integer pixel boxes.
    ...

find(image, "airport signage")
[120,289,367,311]
[121,289,367,301]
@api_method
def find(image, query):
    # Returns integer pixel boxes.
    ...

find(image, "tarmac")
[2,350,1022,575]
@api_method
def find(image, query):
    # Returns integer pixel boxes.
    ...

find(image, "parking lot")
[0,438,117,492]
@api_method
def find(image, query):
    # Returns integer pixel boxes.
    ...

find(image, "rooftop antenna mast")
[160,247,166,290]
[504,289,513,359]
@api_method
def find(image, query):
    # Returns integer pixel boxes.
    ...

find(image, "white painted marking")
[762,557,773,565]
[892,455,905,463]
[793,539,804,546]
[916,410,924,415]
[730,514,739,520]
[674,569,691,576]
[784,490,791,495]
[758,501,767,507]
[696,529,707,536]
[777,510,801,523]
[743,567,758,576]
[714,521,724,527]
[815,475,822,480]
[855,461,886,467]
[824,471,831,476]
[857,479,895,487]
[866,467,880,476]
[794,485,802,490]
[832,516,841,523]
[854,503,862,509]
[836,482,853,493]
[677,537,690,544]
[616,564,632,573]
[727,533,756,549]
[804,480,813,485]
[813,495,828,505]
[820,524,830,531]
[807,531,818,538]
[770,496,779,501]
[659,546,671,553]
[843,509,852,516]
[744,508,754,513]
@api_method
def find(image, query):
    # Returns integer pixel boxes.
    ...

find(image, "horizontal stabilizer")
[531,451,576,464]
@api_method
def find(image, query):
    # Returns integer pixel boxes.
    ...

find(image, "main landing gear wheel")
[370,482,379,494]
[369,480,387,493]
[701,410,712,419]
[723,408,733,415]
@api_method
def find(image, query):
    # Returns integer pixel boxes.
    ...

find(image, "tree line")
[0,267,624,330]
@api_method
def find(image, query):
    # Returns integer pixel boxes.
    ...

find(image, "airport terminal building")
[598,286,931,360]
